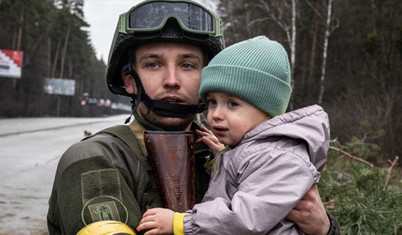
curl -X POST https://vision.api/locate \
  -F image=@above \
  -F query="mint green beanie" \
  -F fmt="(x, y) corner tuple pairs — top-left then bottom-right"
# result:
(199, 35), (292, 117)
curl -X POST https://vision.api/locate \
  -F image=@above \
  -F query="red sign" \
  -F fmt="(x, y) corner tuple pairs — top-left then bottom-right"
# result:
(0, 49), (23, 78)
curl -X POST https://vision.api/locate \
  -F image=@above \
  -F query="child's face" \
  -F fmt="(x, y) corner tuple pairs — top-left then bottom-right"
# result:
(206, 91), (270, 147)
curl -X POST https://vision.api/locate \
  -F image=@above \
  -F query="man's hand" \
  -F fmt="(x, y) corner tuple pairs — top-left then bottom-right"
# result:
(286, 184), (330, 235)
(137, 208), (174, 235)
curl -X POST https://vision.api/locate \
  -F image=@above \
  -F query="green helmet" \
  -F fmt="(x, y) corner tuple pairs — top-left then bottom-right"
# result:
(106, 0), (225, 97)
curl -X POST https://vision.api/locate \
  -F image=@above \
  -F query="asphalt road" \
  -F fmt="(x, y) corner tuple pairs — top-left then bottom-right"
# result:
(0, 115), (127, 234)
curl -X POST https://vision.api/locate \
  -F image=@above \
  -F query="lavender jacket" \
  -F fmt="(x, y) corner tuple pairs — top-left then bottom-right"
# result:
(184, 105), (330, 234)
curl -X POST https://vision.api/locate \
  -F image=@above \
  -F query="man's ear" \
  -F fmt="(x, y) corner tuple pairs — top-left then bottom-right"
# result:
(121, 68), (136, 94)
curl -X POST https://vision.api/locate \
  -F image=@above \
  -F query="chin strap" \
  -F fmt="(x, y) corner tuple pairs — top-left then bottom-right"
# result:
(123, 63), (206, 118)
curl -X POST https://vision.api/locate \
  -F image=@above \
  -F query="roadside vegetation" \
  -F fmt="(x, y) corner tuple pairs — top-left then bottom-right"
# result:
(321, 138), (401, 234)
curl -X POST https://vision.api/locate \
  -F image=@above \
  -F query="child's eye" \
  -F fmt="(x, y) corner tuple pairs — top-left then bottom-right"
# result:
(207, 99), (217, 106)
(228, 101), (239, 107)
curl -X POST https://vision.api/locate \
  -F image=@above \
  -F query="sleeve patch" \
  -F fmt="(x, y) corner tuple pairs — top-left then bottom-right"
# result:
(81, 169), (128, 225)
(81, 195), (128, 225)
(81, 169), (123, 204)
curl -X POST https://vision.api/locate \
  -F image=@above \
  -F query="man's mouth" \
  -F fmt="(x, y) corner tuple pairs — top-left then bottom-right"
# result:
(161, 95), (185, 104)
(163, 98), (181, 103)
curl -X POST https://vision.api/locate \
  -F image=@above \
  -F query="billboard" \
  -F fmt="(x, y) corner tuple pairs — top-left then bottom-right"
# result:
(0, 49), (23, 78)
(44, 78), (76, 96)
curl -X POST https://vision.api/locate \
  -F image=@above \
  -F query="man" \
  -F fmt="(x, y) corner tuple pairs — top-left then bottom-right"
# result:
(47, 0), (339, 234)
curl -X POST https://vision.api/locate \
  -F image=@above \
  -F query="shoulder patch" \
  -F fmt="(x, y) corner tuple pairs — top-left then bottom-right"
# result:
(81, 195), (128, 225)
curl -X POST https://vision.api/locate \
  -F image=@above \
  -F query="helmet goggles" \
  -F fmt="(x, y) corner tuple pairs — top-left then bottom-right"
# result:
(118, 0), (223, 40)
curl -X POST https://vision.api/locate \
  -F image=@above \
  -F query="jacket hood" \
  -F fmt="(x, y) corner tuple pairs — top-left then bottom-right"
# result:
(241, 104), (330, 171)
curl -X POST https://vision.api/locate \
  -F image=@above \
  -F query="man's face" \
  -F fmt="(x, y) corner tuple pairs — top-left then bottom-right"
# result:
(123, 41), (205, 131)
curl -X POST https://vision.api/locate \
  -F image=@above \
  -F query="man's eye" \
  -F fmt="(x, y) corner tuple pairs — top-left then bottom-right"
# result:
(148, 63), (158, 68)
(182, 63), (193, 69)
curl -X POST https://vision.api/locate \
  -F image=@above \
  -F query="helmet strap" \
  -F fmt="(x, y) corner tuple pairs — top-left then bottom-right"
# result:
(123, 63), (205, 118)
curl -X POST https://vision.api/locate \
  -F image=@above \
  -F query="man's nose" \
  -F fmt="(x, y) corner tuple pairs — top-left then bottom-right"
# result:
(163, 66), (180, 89)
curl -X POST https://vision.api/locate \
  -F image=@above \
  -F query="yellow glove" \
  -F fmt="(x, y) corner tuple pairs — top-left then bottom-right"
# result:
(77, 220), (136, 235)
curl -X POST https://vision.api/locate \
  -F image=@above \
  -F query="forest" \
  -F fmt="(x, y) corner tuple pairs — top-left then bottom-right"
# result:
(0, 0), (130, 118)
(0, 0), (401, 233)
(217, 0), (402, 164)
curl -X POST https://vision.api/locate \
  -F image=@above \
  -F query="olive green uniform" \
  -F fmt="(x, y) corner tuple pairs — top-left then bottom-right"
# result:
(47, 114), (211, 235)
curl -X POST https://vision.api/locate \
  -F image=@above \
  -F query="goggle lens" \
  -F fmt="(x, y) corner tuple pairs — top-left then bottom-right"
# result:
(126, 1), (215, 33)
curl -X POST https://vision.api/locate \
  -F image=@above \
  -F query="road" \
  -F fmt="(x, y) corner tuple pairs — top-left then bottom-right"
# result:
(0, 115), (129, 234)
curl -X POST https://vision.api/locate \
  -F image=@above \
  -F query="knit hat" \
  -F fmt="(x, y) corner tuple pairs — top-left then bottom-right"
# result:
(199, 35), (292, 117)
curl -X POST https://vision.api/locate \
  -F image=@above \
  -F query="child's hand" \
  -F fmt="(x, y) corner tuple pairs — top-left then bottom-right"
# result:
(195, 127), (225, 156)
(137, 208), (174, 235)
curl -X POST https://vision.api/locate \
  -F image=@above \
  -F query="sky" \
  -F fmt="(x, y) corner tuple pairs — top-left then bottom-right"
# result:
(83, 0), (142, 62)
(83, 0), (218, 62)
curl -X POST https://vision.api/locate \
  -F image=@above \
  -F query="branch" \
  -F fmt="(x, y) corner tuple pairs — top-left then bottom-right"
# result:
(384, 156), (399, 190)
(330, 18), (340, 34)
(247, 17), (271, 28)
(303, 0), (323, 20)
(329, 146), (374, 167)
(323, 199), (335, 209)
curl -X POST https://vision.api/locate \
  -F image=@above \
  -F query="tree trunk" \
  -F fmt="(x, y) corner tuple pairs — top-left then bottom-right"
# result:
(47, 37), (51, 77)
(68, 56), (73, 78)
(308, 0), (321, 100)
(17, 8), (23, 51)
(318, 0), (333, 105)
(51, 38), (62, 78)
(59, 24), (71, 78)
(12, 7), (24, 89)
(289, 0), (297, 110)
